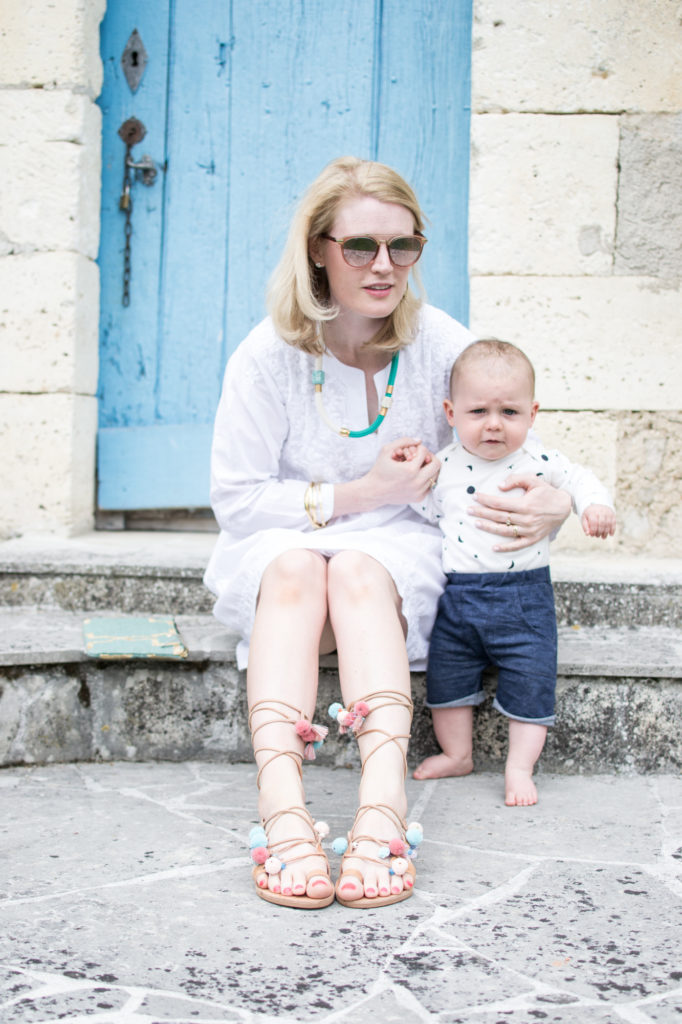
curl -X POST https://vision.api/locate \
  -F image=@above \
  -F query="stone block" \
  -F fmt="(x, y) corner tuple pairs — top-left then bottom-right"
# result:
(614, 412), (682, 557)
(469, 276), (682, 411)
(0, 393), (97, 538)
(616, 114), (682, 277)
(472, 0), (682, 113)
(533, 411), (618, 553)
(470, 114), (618, 276)
(0, 90), (100, 146)
(0, 252), (99, 393)
(0, 0), (105, 95)
(0, 140), (100, 257)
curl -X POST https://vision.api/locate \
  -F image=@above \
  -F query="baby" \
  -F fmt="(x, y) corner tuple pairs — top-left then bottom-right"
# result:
(404, 339), (615, 806)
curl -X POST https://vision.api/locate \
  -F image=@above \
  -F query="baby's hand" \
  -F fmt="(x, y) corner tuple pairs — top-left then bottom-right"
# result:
(581, 504), (616, 539)
(393, 443), (427, 463)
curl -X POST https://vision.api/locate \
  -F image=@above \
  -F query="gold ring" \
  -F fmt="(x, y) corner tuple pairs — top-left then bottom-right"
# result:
(513, 526), (519, 538)
(506, 517), (512, 527)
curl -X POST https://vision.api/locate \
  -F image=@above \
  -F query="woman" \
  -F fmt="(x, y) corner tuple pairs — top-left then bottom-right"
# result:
(205, 157), (570, 909)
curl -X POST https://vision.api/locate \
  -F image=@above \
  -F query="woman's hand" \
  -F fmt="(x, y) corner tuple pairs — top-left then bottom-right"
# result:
(334, 437), (439, 517)
(468, 474), (572, 552)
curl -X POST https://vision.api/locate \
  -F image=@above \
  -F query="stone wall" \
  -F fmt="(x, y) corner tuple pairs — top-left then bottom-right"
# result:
(1, 0), (680, 555)
(0, 0), (104, 537)
(469, 1), (682, 556)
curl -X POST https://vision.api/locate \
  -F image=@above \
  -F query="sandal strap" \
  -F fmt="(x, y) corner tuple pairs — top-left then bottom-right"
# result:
(254, 806), (331, 875)
(331, 689), (413, 778)
(249, 698), (326, 788)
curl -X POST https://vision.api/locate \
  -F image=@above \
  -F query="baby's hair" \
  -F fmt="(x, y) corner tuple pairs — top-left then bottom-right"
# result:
(450, 338), (536, 396)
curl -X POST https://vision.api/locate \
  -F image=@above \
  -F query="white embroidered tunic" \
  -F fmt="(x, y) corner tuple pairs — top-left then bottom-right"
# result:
(204, 305), (473, 669)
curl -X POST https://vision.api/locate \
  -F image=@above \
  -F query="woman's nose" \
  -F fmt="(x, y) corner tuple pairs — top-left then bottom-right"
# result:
(371, 241), (393, 271)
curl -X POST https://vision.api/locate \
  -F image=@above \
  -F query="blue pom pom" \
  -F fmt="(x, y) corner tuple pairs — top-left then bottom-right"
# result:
(331, 837), (348, 855)
(328, 702), (343, 719)
(249, 826), (267, 848)
(405, 827), (423, 846)
(378, 846), (390, 859)
(313, 739), (324, 751)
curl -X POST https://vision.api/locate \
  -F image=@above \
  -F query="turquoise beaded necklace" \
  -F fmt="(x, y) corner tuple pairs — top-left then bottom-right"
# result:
(312, 351), (399, 438)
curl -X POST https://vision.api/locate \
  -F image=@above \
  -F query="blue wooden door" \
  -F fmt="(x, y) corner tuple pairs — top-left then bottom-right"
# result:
(97, 0), (472, 510)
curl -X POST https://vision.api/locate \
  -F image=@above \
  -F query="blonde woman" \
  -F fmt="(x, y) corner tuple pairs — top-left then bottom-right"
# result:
(204, 157), (570, 909)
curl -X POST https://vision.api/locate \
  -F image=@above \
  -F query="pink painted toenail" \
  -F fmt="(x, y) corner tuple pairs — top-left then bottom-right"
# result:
(392, 885), (401, 894)
(282, 887), (292, 895)
(380, 887), (389, 896)
(365, 888), (376, 897)
(272, 885), (281, 893)
(405, 877), (413, 888)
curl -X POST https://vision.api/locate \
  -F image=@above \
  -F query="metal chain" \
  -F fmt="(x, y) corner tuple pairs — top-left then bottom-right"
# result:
(121, 145), (133, 307)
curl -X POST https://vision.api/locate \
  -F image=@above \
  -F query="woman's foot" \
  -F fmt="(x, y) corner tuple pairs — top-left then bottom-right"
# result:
(335, 804), (415, 905)
(504, 765), (538, 806)
(255, 803), (334, 902)
(413, 752), (473, 780)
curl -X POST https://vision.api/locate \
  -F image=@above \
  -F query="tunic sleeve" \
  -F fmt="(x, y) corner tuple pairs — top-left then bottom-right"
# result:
(209, 333), (325, 534)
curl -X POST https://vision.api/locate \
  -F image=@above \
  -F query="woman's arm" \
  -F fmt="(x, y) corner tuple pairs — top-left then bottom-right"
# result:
(468, 475), (572, 552)
(210, 336), (439, 532)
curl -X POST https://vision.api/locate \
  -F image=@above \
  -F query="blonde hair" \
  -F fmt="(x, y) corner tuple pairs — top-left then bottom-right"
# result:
(450, 338), (536, 395)
(267, 156), (426, 355)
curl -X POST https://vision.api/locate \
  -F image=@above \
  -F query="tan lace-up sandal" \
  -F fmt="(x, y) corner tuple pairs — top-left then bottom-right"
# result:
(248, 698), (334, 909)
(328, 690), (424, 909)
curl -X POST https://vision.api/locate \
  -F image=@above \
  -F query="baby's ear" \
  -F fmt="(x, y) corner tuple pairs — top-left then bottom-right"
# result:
(443, 398), (456, 427)
(529, 400), (540, 426)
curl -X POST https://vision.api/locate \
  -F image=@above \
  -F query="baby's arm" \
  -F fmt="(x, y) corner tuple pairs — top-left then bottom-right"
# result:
(581, 504), (616, 539)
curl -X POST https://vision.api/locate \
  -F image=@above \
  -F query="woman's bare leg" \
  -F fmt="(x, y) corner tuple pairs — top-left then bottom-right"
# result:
(413, 706), (474, 779)
(247, 549), (334, 900)
(327, 551), (413, 901)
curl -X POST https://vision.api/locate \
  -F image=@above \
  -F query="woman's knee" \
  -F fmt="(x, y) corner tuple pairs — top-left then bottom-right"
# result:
(328, 550), (397, 605)
(260, 549), (327, 606)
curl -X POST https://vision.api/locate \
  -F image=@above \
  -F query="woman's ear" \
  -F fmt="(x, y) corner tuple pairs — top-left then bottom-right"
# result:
(309, 238), (324, 268)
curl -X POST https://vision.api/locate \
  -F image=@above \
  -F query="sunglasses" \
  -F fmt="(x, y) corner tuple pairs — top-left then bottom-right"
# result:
(321, 233), (427, 268)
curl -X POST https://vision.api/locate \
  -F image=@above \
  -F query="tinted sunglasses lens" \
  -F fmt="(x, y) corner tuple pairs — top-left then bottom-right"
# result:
(388, 237), (423, 266)
(341, 237), (378, 266)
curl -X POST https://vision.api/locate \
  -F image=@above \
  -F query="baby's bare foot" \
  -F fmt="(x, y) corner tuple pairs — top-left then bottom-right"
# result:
(505, 766), (538, 806)
(413, 752), (473, 780)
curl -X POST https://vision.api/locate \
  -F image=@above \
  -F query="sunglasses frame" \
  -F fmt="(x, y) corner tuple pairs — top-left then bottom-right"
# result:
(321, 233), (427, 268)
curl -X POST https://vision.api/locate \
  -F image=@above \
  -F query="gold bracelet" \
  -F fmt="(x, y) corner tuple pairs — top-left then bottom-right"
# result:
(304, 482), (329, 529)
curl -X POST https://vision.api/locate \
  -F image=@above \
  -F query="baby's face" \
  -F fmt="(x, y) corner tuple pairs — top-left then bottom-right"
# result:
(445, 360), (539, 461)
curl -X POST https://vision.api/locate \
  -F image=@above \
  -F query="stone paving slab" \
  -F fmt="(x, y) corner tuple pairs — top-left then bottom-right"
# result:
(1, 763), (681, 1023)
(1, 607), (681, 678)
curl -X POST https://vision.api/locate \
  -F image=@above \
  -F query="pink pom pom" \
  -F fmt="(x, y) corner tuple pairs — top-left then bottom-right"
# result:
(295, 720), (316, 742)
(354, 701), (370, 717)
(389, 838), (407, 857)
(251, 846), (268, 864)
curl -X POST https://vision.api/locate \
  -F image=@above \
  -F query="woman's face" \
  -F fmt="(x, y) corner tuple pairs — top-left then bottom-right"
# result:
(312, 195), (415, 327)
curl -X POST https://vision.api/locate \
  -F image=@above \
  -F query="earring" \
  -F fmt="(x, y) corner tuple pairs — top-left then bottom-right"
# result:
(314, 262), (324, 269)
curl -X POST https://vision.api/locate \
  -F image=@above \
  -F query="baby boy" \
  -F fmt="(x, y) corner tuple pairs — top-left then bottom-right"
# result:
(406, 339), (615, 806)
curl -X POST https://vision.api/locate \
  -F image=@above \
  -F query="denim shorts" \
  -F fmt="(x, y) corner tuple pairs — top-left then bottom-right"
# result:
(426, 567), (557, 726)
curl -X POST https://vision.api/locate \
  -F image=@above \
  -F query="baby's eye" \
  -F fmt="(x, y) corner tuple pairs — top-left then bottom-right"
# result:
(470, 408), (486, 415)
(502, 408), (518, 416)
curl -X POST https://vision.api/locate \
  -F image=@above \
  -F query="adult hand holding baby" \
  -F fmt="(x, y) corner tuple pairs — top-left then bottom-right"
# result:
(469, 474), (572, 552)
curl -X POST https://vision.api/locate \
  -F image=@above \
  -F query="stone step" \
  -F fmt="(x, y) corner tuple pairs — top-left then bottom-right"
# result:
(1, 607), (680, 773)
(1, 534), (681, 627)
